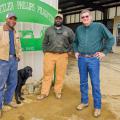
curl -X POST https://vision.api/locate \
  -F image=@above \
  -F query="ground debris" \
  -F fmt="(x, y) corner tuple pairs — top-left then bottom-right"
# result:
(31, 117), (44, 120)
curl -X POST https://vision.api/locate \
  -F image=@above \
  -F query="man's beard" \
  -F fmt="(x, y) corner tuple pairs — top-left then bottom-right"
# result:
(54, 22), (63, 27)
(6, 22), (15, 30)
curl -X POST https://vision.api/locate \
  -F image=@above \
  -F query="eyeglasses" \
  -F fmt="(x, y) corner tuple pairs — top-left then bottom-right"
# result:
(81, 15), (89, 19)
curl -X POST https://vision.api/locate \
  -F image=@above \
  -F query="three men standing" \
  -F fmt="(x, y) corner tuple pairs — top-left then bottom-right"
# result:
(0, 12), (22, 117)
(0, 10), (115, 118)
(73, 9), (115, 117)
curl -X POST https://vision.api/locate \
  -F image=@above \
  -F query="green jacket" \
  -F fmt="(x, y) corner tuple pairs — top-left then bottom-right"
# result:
(73, 22), (115, 55)
(42, 25), (75, 53)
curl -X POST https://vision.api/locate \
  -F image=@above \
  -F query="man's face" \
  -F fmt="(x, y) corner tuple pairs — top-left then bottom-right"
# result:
(6, 17), (17, 28)
(81, 12), (92, 26)
(54, 17), (63, 27)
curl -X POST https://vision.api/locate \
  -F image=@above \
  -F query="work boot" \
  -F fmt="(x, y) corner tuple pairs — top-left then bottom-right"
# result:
(37, 94), (48, 100)
(94, 109), (101, 117)
(4, 102), (18, 108)
(76, 103), (88, 110)
(55, 93), (62, 99)
(0, 110), (3, 119)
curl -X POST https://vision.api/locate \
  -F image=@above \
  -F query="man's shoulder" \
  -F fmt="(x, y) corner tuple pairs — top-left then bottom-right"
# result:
(92, 22), (104, 27)
(62, 25), (73, 31)
(46, 26), (54, 31)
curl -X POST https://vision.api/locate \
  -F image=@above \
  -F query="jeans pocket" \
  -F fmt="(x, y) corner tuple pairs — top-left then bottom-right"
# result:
(93, 57), (100, 61)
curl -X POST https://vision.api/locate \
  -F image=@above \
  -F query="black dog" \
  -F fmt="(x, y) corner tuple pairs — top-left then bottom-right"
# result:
(15, 66), (32, 104)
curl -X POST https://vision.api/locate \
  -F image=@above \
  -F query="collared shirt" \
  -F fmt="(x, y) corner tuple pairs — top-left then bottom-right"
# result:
(42, 25), (75, 53)
(9, 30), (15, 55)
(73, 22), (115, 55)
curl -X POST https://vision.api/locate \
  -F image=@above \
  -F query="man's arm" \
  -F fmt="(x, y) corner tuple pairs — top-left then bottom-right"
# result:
(42, 29), (49, 53)
(73, 28), (79, 59)
(0, 26), (3, 40)
(101, 23), (115, 55)
(68, 29), (75, 52)
(95, 23), (115, 60)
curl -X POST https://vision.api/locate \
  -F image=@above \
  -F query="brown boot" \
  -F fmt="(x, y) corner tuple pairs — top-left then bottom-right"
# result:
(0, 110), (3, 119)
(37, 94), (48, 100)
(55, 93), (62, 99)
(94, 109), (101, 117)
(4, 102), (18, 108)
(76, 103), (88, 110)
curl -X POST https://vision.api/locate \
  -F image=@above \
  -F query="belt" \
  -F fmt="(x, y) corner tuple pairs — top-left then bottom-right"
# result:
(48, 52), (66, 54)
(79, 54), (95, 58)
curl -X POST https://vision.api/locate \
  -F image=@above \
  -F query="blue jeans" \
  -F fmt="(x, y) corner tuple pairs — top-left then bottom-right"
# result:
(78, 56), (101, 109)
(0, 56), (18, 109)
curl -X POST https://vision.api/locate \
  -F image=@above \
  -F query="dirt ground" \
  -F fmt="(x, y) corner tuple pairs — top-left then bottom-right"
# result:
(1, 53), (120, 120)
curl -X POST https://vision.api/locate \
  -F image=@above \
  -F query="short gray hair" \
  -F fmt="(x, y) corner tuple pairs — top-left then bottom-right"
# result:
(80, 9), (91, 16)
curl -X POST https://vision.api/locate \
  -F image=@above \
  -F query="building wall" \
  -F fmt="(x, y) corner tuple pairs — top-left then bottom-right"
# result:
(65, 6), (120, 28)
(0, 0), (58, 81)
(65, 6), (120, 46)
(19, 0), (58, 81)
(41, 0), (58, 9)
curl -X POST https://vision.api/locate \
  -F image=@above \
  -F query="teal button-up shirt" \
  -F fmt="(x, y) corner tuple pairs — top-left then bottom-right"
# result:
(73, 22), (115, 55)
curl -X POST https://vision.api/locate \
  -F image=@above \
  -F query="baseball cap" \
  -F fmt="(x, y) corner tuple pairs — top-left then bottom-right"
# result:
(6, 12), (17, 19)
(55, 14), (63, 19)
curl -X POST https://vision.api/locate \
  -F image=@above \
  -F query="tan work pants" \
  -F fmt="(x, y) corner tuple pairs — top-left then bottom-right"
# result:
(41, 52), (68, 96)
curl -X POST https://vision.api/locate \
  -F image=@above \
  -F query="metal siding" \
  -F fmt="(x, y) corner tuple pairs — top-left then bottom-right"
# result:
(18, 0), (58, 81)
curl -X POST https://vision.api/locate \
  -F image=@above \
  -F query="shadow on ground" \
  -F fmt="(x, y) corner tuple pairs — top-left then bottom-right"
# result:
(1, 85), (116, 120)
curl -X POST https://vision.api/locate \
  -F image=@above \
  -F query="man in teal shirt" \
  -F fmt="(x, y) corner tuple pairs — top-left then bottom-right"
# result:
(73, 9), (114, 117)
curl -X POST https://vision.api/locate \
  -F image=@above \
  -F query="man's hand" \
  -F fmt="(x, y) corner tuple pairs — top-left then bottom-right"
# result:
(68, 52), (73, 56)
(75, 52), (79, 60)
(16, 57), (20, 61)
(94, 52), (105, 60)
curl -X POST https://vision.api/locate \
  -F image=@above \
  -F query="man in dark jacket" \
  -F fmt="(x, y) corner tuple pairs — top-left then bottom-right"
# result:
(37, 14), (74, 100)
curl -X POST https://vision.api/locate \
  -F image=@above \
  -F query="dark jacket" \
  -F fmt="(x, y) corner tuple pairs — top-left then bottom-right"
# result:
(42, 25), (75, 53)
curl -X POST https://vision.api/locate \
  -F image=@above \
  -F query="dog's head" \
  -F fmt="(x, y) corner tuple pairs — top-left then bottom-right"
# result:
(24, 66), (32, 77)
